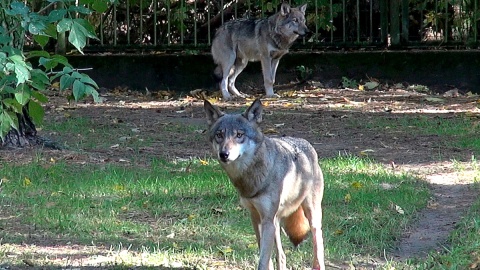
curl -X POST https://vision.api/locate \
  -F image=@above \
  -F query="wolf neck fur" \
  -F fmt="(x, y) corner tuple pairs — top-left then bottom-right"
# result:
(221, 140), (270, 198)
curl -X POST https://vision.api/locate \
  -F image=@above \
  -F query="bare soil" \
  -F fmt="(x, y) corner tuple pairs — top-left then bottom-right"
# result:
(1, 85), (479, 269)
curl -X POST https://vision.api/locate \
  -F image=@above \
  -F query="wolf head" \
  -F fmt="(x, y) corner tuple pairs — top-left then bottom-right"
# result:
(277, 3), (310, 38)
(204, 99), (265, 164)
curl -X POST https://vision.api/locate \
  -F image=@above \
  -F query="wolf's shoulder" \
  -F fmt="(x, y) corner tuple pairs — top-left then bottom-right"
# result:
(268, 136), (316, 155)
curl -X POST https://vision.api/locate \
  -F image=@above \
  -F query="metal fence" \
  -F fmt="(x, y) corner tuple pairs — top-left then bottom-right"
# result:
(85, 0), (480, 50)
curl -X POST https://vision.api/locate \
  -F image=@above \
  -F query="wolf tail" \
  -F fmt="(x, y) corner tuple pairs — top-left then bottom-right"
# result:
(212, 65), (223, 83)
(283, 207), (310, 246)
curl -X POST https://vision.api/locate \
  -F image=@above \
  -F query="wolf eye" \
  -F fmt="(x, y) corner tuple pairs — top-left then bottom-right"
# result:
(216, 132), (224, 139)
(236, 132), (244, 138)
(292, 18), (298, 23)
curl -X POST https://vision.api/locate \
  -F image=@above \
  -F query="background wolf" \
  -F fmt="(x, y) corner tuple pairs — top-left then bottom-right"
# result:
(204, 99), (325, 270)
(211, 3), (309, 100)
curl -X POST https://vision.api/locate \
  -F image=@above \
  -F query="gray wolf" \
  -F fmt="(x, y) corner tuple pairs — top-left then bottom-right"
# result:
(211, 3), (309, 100)
(204, 99), (325, 270)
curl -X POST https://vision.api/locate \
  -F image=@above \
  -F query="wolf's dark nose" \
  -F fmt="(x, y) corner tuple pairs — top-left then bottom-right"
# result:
(219, 151), (229, 161)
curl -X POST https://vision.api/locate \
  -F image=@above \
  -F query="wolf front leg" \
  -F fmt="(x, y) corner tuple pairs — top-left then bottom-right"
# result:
(260, 58), (276, 97)
(274, 218), (287, 270)
(258, 218), (276, 270)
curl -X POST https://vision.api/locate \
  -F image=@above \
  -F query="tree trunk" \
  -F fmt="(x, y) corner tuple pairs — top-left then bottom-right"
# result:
(1, 106), (39, 148)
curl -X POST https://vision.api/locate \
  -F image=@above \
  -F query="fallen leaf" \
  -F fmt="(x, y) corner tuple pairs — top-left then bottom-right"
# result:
(344, 193), (351, 203)
(263, 128), (279, 134)
(425, 97), (444, 103)
(359, 149), (375, 156)
(364, 81), (379, 90)
(351, 181), (363, 189)
(23, 177), (32, 187)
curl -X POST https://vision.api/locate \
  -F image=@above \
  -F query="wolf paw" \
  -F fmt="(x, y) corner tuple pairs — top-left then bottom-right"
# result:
(264, 93), (280, 99)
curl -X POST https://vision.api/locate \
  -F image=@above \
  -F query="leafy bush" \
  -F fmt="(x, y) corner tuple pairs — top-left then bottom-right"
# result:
(0, 0), (103, 144)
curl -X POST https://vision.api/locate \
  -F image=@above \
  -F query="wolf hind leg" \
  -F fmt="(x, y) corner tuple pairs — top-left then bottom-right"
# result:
(218, 55), (237, 100)
(302, 198), (325, 270)
(227, 58), (249, 98)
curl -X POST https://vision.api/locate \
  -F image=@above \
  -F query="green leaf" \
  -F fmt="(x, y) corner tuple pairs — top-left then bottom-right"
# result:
(14, 85), (31, 106)
(0, 113), (12, 139)
(57, 18), (72, 33)
(33, 35), (50, 48)
(28, 20), (46, 35)
(31, 90), (49, 103)
(28, 100), (45, 126)
(5, 2), (29, 16)
(31, 70), (50, 91)
(85, 84), (100, 102)
(92, 0), (109, 13)
(9, 55), (31, 85)
(39, 57), (57, 70)
(52, 55), (71, 67)
(68, 22), (87, 53)
(2, 111), (19, 130)
(43, 23), (58, 38)
(27, 50), (51, 59)
(72, 79), (86, 100)
(1, 98), (23, 114)
(60, 74), (75, 90)
(80, 74), (98, 88)
(47, 9), (67, 22)
(68, 5), (92, 15)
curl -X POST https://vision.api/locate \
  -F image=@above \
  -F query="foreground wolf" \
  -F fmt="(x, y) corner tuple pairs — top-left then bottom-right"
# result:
(204, 99), (325, 270)
(211, 3), (309, 100)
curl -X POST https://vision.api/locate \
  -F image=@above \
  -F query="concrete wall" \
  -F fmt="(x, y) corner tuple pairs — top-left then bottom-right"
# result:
(68, 51), (480, 94)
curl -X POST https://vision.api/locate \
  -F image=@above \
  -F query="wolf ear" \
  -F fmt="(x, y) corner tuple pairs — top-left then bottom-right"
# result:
(298, 3), (307, 14)
(243, 99), (263, 124)
(204, 100), (224, 126)
(280, 2), (291, 16)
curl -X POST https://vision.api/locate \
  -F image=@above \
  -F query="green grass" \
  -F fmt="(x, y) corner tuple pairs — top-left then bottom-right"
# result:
(0, 155), (430, 269)
(351, 114), (480, 153)
(2, 111), (479, 269)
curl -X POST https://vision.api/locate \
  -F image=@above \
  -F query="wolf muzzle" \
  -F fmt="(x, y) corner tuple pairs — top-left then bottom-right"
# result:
(295, 27), (311, 37)
(219, 151), (230, 163)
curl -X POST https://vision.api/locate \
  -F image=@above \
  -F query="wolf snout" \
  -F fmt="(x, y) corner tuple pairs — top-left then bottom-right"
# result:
(295, 27), (311, 37)
(219, 151), (230, 162)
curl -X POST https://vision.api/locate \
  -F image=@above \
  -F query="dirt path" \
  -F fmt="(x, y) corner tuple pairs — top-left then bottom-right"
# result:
(392, 165), (478, 260)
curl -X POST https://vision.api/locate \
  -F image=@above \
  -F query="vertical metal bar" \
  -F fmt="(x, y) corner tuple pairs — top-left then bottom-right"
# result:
(194, 0), (197, 46)
(315, 0), (318, 43)
(370, 0), (373, 42)
(181, 0), (184, 44)
(402, 0), (409, 43)
(444, 0), (448, 43)
(235, 0), (238, 18)
(140, 0), (143, 44)
(127, 0), (130, 45)
(113, 3), (117, 45)
(330, 0), (333, 43)
(154, 0), (157, 45)
(167, 0), (171, 45)
(208, 0), (211, 45)
(435, 0), (438, 39)
(261, 1), (264, 17)
(356, 0), (360, 43)
(100, 7), (104, 45)
(221, 0), (224, 24)
(475, 0), (478, 42)
(343, 0), (346, 43)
